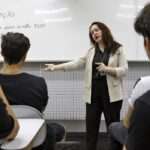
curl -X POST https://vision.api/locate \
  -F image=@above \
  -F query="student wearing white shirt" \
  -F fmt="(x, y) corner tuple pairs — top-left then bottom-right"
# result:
(109, 3), (150, 150)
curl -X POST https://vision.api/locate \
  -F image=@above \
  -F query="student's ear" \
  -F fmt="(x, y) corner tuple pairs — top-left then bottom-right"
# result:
(144, 37), (150, 59)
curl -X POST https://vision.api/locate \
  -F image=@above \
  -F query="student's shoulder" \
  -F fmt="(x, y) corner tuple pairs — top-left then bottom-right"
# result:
(23, 73), (46, 82)
(128, 76), (150, 107)
(141, 76), (150, 82)
(133, 76), (150, 95)
(137, 76), (150, 86)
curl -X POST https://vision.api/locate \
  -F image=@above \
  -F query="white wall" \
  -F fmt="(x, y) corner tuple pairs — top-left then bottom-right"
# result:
(0, 0), (149, 61)
(14, 61), (150, 131)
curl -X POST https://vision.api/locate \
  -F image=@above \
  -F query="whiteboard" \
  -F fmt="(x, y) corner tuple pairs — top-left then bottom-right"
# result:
(0, 0), (147, 61)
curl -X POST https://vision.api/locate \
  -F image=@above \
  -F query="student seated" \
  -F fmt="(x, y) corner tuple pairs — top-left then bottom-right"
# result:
(109, 3), (150, 150)
(0, 32), (65, 150)
(0, 86), (19, 143)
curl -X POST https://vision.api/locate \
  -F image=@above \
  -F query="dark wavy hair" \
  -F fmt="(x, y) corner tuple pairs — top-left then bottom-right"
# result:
(1, 32), (30, 65)
(89, 22), (121, 54)
(134, 3), (150, 38)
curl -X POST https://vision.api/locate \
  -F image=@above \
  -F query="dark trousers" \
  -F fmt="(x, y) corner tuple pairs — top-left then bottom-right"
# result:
(109, 101), (150, 150)
(33, 122), (65, 150)
(127, 101), (150, 150)
(86, 101), (122, 150)
(85, 78), (122, 150)
(109, 122), (128, 150)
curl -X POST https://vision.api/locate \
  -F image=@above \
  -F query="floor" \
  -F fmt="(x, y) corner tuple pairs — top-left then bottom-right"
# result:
(56, 132), (110, 150)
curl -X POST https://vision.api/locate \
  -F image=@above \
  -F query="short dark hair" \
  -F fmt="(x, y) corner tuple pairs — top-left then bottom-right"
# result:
(134, 3), (150, 38)
(1, 32), (30, 64)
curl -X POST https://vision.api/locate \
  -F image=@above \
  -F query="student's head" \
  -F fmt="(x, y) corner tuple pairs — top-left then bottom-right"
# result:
(134, 3), (150, 58)
(1, 32), (30, 65)
(89, 21), (114, 48)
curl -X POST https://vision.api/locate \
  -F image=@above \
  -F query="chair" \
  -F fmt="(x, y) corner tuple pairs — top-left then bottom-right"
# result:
(0, 105), (47, 150)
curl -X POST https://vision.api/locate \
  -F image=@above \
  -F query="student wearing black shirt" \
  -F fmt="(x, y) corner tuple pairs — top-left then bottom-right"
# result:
(0, 33), (48, 112)
(0, 73), (48, 113)
(0, 32), (65, 150)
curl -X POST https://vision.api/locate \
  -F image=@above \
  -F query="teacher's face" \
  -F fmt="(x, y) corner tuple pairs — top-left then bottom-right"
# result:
(90, 24), (103, 44)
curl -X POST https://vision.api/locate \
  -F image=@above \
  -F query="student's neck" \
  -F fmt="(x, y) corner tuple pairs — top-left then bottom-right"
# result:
(0, 63), (23, 75)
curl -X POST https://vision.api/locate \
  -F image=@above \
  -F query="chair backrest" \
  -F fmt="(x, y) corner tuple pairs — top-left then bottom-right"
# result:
(11, 105), (43, 118)
(11, 105), (46, 148)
